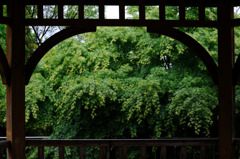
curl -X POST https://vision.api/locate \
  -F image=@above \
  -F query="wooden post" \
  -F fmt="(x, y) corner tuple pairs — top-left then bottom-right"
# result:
(140, 147), (146, 159)
(218, 0), (235, 159)
(6, 0), (26, 159)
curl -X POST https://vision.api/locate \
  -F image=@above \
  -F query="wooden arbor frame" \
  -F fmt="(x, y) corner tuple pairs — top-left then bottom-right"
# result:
(0, 0), (238, 158)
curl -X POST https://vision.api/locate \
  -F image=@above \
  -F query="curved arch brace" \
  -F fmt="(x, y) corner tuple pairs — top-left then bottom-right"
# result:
(25, 27), (96, 84)
(0, 45), (11, 85)
(147, 27), (218, 85)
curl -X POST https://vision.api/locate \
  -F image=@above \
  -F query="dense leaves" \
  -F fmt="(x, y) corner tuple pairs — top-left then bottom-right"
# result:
(25, 26), (218, 140)
(22, 26), (220, 158)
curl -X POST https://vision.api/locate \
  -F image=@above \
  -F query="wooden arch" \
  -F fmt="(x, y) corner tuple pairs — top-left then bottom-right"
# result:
(148, 27), (218, 84)
(0, 45), (10, 85)
(25, 27), (96, 84)
(25, 26), (218, 85)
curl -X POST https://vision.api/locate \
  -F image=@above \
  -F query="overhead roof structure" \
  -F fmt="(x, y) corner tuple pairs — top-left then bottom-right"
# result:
(0, 0), (238, 158)
(1, 0), (240, 6)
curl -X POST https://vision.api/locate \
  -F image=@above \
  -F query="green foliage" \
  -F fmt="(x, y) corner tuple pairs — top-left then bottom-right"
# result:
(25, 25), (218, 138)
(84, 5), (99, 19)
(24, 26), (219, 158)
(169, 76), (217, 136)
(0, 83), (6, 136)
(0, 25), (6, 53)
(0, 24), (7, 136)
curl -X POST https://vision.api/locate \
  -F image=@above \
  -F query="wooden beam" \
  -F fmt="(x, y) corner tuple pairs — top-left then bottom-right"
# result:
(25, 138), (218, 147)
(24, 19), (218, 27)
(20, 0), (225, 7)
(6, 1), (26, 159)
(217, 0), (235, 159)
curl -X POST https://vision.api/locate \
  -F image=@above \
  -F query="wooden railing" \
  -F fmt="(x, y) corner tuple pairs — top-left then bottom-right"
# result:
(234, 138), (240, 158)
(26, 138), (218, 159)
(0, 140), (10, 159)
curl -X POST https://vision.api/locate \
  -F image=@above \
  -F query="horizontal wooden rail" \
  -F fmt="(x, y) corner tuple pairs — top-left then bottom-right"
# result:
(24, 19), (218, 27)
(26, 138), (218, 159)
(0, 17), (11, 24)
(0, 140), (11, 148)
(0, 0), (237, 7)
(0, 136), (49, 140)
(0, 140), (11, 159)
(233, 138), (240, 158)
(26, 138), (218, 147)
(233, 138), (240, 146)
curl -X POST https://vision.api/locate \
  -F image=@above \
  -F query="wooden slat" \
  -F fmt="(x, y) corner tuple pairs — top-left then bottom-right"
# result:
(140, 147), (146, 159)
(180, 146), (187, 159)
(179, 0), (185, 21)
(59, 146), (64, 159)
(0, 141), (11, 148)
(0, 148), (3, 159)
(79, 146), (85, 159)
(99, 146), (107, 159)
(78, 0), (84, 20)
(212, 146), (216, 159)
(159, 0), (165, 20)
(107, 146), (110, 159)
(119, 147), (128, 159)
(200, 146), (206, 159)
(38, 146), (44, 159)
(234, 138), (240, 146)
(160, 147), (167, 159)
(24, 19), (218, 27)
(139, 0), (145, 20)
(0, 4), (3, 18)
(199, 0), (205, 21)
(99, 0), (104, 19)
(119, 0), (125, 20)
(38, 1), (43, 19)
(58, 4), (63, 19)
